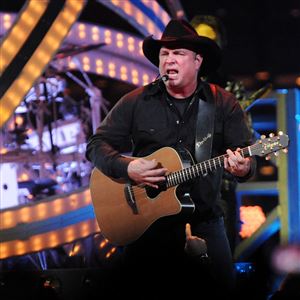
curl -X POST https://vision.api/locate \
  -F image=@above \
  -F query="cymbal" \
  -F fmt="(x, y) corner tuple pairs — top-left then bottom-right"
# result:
(53, 43), (106, 60)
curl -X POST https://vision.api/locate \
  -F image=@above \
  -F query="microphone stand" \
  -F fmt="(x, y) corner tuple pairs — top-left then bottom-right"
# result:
(42, 79), (57, 171)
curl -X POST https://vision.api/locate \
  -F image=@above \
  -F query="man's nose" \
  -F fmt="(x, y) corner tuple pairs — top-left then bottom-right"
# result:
(165, 54), (175, 63)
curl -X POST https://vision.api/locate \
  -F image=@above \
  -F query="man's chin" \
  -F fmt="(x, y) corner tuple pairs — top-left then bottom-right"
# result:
(167, 75), (178, 81)
(167, 78), (179, 86)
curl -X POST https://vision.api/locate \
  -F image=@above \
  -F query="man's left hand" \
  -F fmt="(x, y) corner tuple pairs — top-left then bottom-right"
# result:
(224, 148), (251, 177)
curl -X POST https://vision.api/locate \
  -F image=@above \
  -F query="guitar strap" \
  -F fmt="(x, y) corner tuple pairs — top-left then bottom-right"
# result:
(195, 83), (216, 163)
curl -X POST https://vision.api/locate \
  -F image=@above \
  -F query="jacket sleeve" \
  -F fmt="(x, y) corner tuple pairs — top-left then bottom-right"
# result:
(85, 94), (136, 180)
(220, 88), (257, 182)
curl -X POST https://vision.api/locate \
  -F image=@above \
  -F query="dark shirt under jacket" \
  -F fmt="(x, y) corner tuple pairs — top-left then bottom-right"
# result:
(86, 80), (255, 222)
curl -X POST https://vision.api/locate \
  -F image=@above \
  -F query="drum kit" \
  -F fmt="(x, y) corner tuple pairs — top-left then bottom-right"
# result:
(1, 43), (108, 208)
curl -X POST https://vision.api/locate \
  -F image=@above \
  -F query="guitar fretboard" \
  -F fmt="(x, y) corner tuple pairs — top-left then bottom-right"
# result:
(166, 146), (251, 188)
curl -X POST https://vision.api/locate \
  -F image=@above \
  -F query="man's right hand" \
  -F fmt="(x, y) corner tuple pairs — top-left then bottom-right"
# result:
(127, 158), (167, 188)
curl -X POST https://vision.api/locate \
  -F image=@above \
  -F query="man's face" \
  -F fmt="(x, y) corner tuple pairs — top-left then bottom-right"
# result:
(158, 47), (203, 90)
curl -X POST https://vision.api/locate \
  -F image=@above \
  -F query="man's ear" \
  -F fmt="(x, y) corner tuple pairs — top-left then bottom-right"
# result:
(195, 54), (203, 70)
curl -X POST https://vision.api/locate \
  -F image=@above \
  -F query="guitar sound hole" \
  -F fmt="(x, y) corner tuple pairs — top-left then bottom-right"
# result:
(145, 186), (160, 198)
(145, 181), (166, 199)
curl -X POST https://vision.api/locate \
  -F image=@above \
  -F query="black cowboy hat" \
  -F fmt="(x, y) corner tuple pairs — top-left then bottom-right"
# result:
(142, 19), (222, 76)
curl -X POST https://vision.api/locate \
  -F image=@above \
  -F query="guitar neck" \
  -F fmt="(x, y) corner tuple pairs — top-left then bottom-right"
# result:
(165, 146), (252, 188)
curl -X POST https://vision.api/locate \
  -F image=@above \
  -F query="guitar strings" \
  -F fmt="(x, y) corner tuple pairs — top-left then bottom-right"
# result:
(128, 139), (283, 195)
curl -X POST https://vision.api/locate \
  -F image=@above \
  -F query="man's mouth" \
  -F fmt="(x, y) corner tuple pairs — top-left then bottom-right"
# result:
(166, 69), (178, 79)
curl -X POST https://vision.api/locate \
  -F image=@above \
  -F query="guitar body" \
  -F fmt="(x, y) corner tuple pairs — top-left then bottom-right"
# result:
(89, 147), (194, 246)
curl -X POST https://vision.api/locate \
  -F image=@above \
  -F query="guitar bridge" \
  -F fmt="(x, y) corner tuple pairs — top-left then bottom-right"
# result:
(124, 183), (138, 214)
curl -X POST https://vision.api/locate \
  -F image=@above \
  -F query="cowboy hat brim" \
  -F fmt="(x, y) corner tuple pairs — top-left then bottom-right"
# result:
(142, 35), (222, 76)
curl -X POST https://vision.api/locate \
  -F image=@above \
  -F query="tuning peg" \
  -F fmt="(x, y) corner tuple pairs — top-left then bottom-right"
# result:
(260, 134), (266, 140)
(269, 133), (275, 138)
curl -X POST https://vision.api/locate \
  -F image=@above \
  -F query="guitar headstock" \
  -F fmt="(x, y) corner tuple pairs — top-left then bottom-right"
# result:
(251, 131), (289, 158)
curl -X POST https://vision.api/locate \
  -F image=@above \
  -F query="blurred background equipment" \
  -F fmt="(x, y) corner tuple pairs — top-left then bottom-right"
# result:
(0, 163), (19, 209)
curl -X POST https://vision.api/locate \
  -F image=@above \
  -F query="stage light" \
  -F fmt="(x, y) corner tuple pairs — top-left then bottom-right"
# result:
(239, 205), (266, 238)
(190, 15), (227, 49)
(255, 71), (270, 81)
(259, 165), (276, 176)
(40, 275), (62, 296)
(0, 0), (86, 128)
(235, 262), (255, 274)
(272, 244), (300, 274)
(0, 1), (48, 73)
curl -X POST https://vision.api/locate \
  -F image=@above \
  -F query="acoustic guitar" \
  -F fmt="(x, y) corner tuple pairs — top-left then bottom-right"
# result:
(89, 132), (289, 246)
